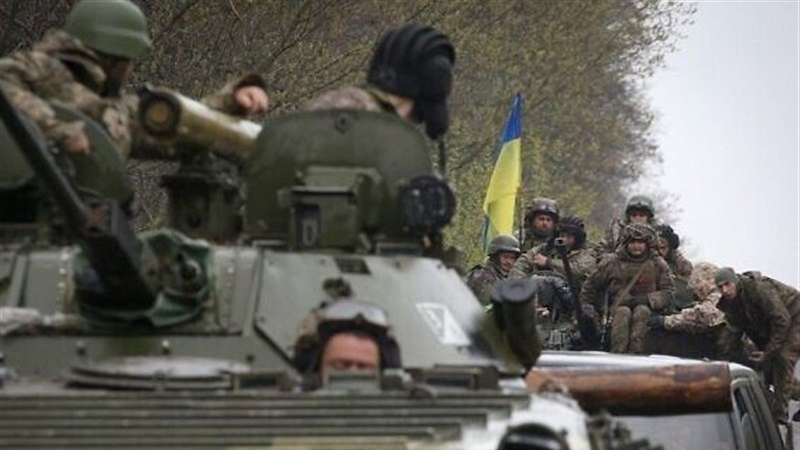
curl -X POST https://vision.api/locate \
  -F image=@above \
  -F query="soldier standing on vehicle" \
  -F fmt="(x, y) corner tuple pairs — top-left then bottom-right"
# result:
(304, 24), (455, 142)
(580, 223), (674, 354)
(714, 267), (800, 422)
(0, 0), (268, 160)
(598, 195), (658, 256)
(465, 235), (521, 306)
(517, 197), (559, 252)
(293, 300), (402, 388)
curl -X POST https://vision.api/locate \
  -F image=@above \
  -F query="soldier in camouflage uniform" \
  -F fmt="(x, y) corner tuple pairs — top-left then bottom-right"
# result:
(304, 24), (455, 142)
(511, 216), (596, 296)
(598, 195), (658, 257)
(654, 225), (693, 281)
(465, 235), (521, 306)
(580, 223), (674, 354)
(517, 198), (559, 252)
(647, 261), (725, 334)
(0, 0), (268, 161)
(714, 267), (800, 421)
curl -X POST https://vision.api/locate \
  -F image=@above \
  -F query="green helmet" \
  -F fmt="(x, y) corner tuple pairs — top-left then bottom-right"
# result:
(621, 223), (656, 246)
(64, 0), (152, 60)
(525, 197), (559, 221)
(625, 195), (655, 218)
(488, 234), (521, 256)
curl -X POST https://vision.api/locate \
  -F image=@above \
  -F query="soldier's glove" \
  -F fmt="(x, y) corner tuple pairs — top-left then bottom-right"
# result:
(646, 315), (666, 329)
(629, 294), (650, 307)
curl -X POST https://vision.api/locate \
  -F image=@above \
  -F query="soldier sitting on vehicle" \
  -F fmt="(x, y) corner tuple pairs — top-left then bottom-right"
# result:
(304, 24), (455, 142)
(465, 235), (521, 306)
(654, 224), (693, 282)
(714, 267), (800, 422)
(293, 300), (402, 388)
(580, 223), (675, 354)
(517, 197), (559, 252)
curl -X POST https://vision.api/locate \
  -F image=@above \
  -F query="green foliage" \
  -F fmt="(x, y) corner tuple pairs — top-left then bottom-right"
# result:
(0, 0), (694, 255)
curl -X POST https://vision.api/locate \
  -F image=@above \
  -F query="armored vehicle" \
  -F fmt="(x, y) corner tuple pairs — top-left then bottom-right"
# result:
(0, 88), (660, 449)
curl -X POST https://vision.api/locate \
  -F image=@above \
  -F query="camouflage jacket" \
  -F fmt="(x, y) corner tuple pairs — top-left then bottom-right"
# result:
(579, 248), (675, 313)
(517, 230), (550, 253)
(717, 271), (800, 358)
(0, 30), (265, 160)
(663, 262), (724, 333)
(665, 251), (693, 280)
(465, 258), (506, 306)
(303, 86), (396, 114)
(510, 243), (596, 295)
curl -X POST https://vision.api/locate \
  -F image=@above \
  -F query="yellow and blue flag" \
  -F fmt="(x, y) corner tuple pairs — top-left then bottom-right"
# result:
(482, 93), (522, 252)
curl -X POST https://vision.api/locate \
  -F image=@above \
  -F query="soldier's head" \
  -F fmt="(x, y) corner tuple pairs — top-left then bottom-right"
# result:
(524, 198), (559, 238)
(367, 24), (455, 140)
(624, 195), (655, 224)
(558, 216), (586, 250)
(654, 224), (680, 258)
(488, 234), (521, 272)
(293, 300), (401, 385)
(714, 267), (739, 301)
(621, 223), (655, 258)
(64, 0), (152, 94)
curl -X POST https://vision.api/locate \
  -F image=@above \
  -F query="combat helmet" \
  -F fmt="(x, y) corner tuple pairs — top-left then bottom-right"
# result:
(64, 0), (152, 59)
(558, 216), (586, 247)
(525, 197), (560, 222)
(621, 222), (656, 246)
(624, 195), (655, 219)
(655, 224), (680, 250)
(293, 300), (402, 377)
(367, 24), (455, 139)
(488, 234), (521, 257)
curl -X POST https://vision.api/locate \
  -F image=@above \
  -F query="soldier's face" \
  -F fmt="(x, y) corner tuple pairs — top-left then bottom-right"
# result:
(656, 238), (670, 258)
(532, 214), (555, 234)
(497, 251), (519, 272)
(558, 232), (576, 249)
(321, 332), (380, 382)
(717, 281), (737, 300)
(626, 239), (647, 256)
(627, 210), (650, 224)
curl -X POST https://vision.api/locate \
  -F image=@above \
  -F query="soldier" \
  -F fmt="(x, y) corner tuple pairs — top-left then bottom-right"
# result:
(511, 215), (596, 296)
(598, 195), (657, 256)
(304, 24), (455, 141)
(580, 223), (674, 354)
(654, 225), (693, 280)
(518, 197), (559, 252)
(647, 261), (725, 334)
(0, 0), (268, 161)
(714, 267), (800, 421)
(465, 235), (521, 306)
(293, 299), (402, 387)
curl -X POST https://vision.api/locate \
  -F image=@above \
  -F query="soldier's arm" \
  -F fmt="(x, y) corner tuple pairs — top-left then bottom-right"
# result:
(664, 302), (725, 334)
(756, 281), (791, 358)
(509, 252), (536, 280)
(647, 257), (676, 311)
(0, 52), (84, 147)
(201, 73), (267, 117)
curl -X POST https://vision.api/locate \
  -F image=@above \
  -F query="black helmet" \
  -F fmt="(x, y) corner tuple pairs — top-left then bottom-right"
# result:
(558, 216), (586, 248)
(655, 224), (680, 250)
(367, 24), (455, 140)
(488, 234), (521, 257)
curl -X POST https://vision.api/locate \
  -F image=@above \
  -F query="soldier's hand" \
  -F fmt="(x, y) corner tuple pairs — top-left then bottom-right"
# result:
(532, 253), (550, 268)
(234, 86), (269, 115)
(62, 129), (90, 155)
(646, 315), (665, 329)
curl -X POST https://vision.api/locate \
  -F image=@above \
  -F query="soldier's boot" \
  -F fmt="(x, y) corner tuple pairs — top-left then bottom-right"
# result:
(610, 306), (632, 353)
(629, 305), (652, 354)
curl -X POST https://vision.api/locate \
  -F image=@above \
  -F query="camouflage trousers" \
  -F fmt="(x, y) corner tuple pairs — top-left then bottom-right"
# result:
(764, 318), (800, 419)
(610, 305), (650, 354)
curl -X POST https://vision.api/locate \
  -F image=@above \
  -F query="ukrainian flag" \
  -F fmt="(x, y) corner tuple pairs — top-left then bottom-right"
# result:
(482, 93), (522, 252)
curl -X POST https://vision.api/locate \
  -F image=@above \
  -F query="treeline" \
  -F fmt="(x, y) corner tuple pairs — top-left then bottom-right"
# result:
(0, 0), (694, 264)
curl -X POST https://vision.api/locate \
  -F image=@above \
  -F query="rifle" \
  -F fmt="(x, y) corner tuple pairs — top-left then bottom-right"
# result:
(0, 88), (156, 311)
(553, 239), (582, 323)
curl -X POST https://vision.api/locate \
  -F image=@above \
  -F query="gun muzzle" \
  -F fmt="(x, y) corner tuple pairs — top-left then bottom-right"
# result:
(139, 87), (262, 156)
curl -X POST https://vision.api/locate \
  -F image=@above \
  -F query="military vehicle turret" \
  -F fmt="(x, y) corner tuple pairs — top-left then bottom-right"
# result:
(0, 87), (667, 449)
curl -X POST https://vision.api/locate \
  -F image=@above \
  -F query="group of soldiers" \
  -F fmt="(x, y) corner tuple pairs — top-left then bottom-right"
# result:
(2, 0), (797, 425)
(466, 195), (800, 421)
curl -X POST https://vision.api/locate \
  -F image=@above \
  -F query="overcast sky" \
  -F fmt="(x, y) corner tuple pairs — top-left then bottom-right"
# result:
(644, 1), (799, 288)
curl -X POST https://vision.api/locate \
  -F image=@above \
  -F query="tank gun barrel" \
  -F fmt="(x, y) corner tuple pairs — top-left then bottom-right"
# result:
(0, 87), (156, 310)
(139, 87), (262, 156)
